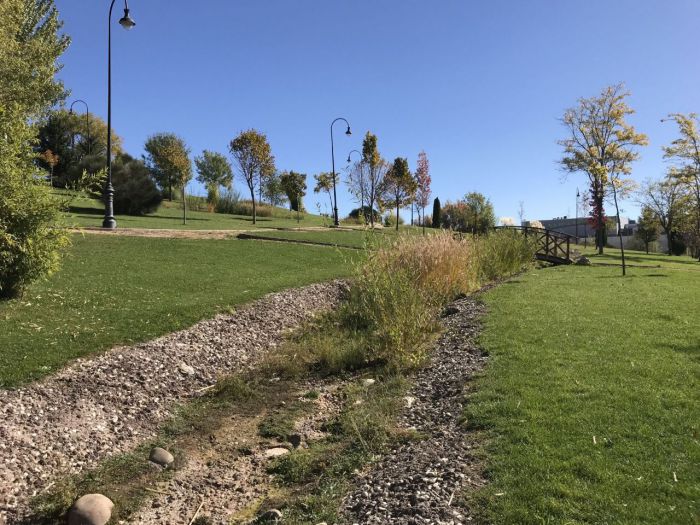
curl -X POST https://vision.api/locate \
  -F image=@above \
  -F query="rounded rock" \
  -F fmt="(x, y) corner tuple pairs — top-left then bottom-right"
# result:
(264, 447), (290, 458)
(149, 446), (174, 467)
(67, 494), (114, 525)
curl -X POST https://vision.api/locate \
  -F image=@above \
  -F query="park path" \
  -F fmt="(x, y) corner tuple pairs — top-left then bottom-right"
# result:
(69, 225), (336, 239)
(0, 280), (346, 523)
(344, 296), (489, 524)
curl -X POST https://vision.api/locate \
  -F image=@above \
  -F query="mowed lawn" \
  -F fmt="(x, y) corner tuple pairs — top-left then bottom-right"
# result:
(0, 235), (354, 387)
(58, 192), (329, 230)
(466, 253), (699, 524)
(241, 227), (429, 248)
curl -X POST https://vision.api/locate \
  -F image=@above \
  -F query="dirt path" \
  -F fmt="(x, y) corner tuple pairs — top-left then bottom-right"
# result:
(343, 297), (488, 524)
(0, 281), (346, 523)
(69, 226), (334, 240)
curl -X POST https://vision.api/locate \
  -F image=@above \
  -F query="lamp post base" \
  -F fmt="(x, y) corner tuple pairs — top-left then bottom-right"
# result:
(102, 217), (117, 229)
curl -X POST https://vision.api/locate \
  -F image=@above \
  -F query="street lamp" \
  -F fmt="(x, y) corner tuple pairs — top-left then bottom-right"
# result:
(69, 99), (91, 155)
(330, 117), (352, 226)
(103, 0), (136, 230)
(346, 149), (363, 219)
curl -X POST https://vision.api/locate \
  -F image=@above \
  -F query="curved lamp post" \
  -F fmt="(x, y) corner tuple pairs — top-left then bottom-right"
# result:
(103, 0), (136, 230)
(69, 99), (90, 155)
(330, 117), (351, 226)
(346, 149), (363, 219)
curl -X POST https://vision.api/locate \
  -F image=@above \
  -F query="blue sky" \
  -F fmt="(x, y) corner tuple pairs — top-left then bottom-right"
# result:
(54, 0), (699, 222)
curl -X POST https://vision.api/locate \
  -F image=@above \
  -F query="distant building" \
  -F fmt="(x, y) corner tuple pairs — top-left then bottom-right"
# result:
(535, 216), (631, 238)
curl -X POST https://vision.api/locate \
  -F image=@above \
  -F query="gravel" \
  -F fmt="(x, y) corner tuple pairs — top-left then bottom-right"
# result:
(0, 280), (346, 523)
(343, 296), (488, 525)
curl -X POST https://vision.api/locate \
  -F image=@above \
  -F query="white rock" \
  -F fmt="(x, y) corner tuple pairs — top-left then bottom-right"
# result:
(67, 493), (114, 525)
(264, 447), (290, 458)
(178, 363), (195, 376)
(149, 447), (174, 466)
(361, 378), (375, 387)
(404, 396), (417, 408)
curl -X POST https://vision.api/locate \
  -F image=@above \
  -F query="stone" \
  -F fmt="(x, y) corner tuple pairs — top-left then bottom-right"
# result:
(178, 362), (195, 375)
(264, 447), (290, 458)
(149, 447), (174, 467)
(67, 494), (114, 525)
(362, 378), (376, 387)
(404, 396), (417, 408)
(575, 256), (591, 266)
(441, 306), (460, 317)
(258, 508), (283, 522)
(287, 433), (302, 448)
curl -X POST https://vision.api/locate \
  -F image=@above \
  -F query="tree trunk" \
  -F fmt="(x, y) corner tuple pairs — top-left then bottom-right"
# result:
(250, 187), (257, 225)
(611, 184), (626, 276)
(645, 241), (649, 254)
(395, 198), (400, 231)
(169, 178), (173, 201)
(422, 206), (426, 235)
(182, 186), (187, 225)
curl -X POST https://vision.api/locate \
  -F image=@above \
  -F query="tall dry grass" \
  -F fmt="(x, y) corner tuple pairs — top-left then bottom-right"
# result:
(344, 230), (534, 368)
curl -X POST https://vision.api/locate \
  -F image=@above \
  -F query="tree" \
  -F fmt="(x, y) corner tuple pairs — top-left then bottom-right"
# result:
(639, 179), (686, 255)
(279, 171), (307, 212)
(36, 109), (123, 187)
(345, 162), (366, 216)
(194, 150), (233, 204)
(40, 149), (59, 186)
(0, 0), (70, 298)
(441, 193), (496, 234)
(559, 84), (648, 276)
(663, 113), (700, 259)
(414, 151), (431, 234)
(262, 171), (286, 207)
(144, 133), (192, 224)
(111, 154), (163, 215)
(362, 132), (390, 228)
(229, 129), (275, 225)
(517, 201), (525, 226)
(313, 172), (336, 216)
(380, 157), (416, 231)
(432, 197), (441, 228)
(635, 206), (659, 254)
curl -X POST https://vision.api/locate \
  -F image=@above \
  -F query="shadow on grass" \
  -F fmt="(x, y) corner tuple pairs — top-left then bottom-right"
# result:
(67, 206), (102, 215)
(663, 340), (700, 362)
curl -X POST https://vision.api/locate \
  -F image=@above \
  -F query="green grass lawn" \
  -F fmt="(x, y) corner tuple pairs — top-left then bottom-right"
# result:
(578, 244), (700, 271)
(240, 227), (430, 248)
(56, 191), (329, 230)
(0, 235), (354, 387)
(466, 254), (699, 523)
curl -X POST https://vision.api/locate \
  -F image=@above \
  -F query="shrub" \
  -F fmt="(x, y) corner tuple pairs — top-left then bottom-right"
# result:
(215, 188), (241, 214)
(111, 155), (163, 215)
(0, 173), (70, 299)
(476, 229), (536, 282)
(383, 213), (404, 228)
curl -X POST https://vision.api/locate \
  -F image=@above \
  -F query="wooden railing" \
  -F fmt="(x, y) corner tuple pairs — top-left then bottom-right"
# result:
(493, 226), (573, 265)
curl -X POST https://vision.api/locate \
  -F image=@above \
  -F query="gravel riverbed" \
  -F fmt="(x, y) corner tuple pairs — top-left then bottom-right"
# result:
(0, 280), (346, 523)
(343, 296), (488, 525)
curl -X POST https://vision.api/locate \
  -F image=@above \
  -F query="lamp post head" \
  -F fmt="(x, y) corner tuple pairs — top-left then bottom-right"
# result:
(69, 108), (73, 115)
(119, 8), (136, 29)
(345, 126), (352, 136)
(346, 155), (351, 163)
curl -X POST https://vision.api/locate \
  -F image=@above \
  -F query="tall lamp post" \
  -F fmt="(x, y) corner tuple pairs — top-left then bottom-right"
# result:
(330, 117), (352, 226)
(103, 0), (136, 229)
(69, 99), (90, 155)
(346, 149), (363, 220)
(575, 187), (580, 243)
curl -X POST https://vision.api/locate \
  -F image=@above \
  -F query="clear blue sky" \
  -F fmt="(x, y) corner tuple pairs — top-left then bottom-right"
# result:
(54, 0), (699, 222)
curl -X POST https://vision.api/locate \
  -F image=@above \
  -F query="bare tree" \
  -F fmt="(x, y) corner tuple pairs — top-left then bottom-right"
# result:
(517, 201), (525, 226)
(639, 179), (685, 255)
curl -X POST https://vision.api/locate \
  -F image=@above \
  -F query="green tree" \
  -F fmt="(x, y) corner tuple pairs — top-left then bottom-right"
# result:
(635, 207), (659, 254)
(194, 150), (233, 204)
(362, 132), (390, 228)
(559, 84), (648, 275)
(0, 0), (71, 298)
(111, 154), (163, 215)
(144, 133), (192, 224)
(36, 109), (123, 188)
(663, 113), (700, 259)
(441, 193), (496, 234)
(313, 172), (336, 216)
(261, 171), (286, 207)
(380, 157), (417, 231)
(229, 129), (275, 224)
(432, 197), (441, 228)
(640, 179), (686, 256)
(280, 171), (307, 212)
